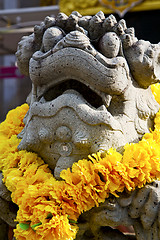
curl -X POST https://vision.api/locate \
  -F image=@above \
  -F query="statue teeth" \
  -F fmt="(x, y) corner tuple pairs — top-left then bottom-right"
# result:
(97, 105), (106, 111)
(102, 94), (112, 108)
(39, 96), (47, 103)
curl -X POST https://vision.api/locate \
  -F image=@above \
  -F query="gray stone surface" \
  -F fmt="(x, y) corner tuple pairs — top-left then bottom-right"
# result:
(1, 11), (160, 239)
(17, 13), (160, 180)
(0, 172), (16, 240)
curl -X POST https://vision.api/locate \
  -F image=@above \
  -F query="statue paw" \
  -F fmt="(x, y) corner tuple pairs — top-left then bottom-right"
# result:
(129, 181), (160, 230)
(0, 172), (17, 227)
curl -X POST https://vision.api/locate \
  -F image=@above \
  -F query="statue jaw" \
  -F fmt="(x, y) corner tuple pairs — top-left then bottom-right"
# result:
(18, 89), (126, 179)
(18, 38), (132, 178)
(30, 46), (130, 96)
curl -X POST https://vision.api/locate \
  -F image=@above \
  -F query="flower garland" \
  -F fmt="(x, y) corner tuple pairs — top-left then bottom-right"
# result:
(0, 84), (160, 240)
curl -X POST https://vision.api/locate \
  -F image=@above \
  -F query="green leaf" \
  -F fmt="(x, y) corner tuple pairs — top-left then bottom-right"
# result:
(19, 223), (30, 230)
(46, 213), (53, 219)
(69, 219), (78, 224)
(67, 215), (78, 224)
(31, 222), (42, 230)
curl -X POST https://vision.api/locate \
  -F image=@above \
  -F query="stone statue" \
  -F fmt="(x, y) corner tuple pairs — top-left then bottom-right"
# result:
(1, 11), (160, 239)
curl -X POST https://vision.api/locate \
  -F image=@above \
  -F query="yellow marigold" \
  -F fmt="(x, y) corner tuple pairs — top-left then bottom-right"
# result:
(0, 104), (29, 139)
(154, 111), (160, 130)
(151, 83), (160, 105)
(0, 135), (21, 171)
(0, 94), (160, 240)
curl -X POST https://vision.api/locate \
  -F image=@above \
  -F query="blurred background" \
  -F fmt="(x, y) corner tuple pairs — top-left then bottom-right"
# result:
(0, 0), (160, 122)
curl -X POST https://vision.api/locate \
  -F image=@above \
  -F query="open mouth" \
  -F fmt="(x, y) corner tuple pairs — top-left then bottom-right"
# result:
(39, 79), (105, 109)
(33, 79), (121, 131)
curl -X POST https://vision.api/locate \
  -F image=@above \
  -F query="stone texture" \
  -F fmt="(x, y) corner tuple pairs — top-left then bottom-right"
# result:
(1, 11), (160, 240)
(17, 13), (160, 180)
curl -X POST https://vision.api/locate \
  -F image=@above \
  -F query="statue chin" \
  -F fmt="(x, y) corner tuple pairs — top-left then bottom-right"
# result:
(16, 11), (160, 240)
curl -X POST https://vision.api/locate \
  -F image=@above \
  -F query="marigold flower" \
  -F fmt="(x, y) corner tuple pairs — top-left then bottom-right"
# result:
(0, 84), (160, 240)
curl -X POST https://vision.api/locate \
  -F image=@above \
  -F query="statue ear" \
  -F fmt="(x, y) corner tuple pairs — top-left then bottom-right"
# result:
(122, 40), (160, 88)
(16, 33), (35, 76)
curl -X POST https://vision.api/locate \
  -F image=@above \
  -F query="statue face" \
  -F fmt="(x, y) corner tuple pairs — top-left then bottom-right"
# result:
(17, 13), (159, 179)
(15, 12), (160, 240)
